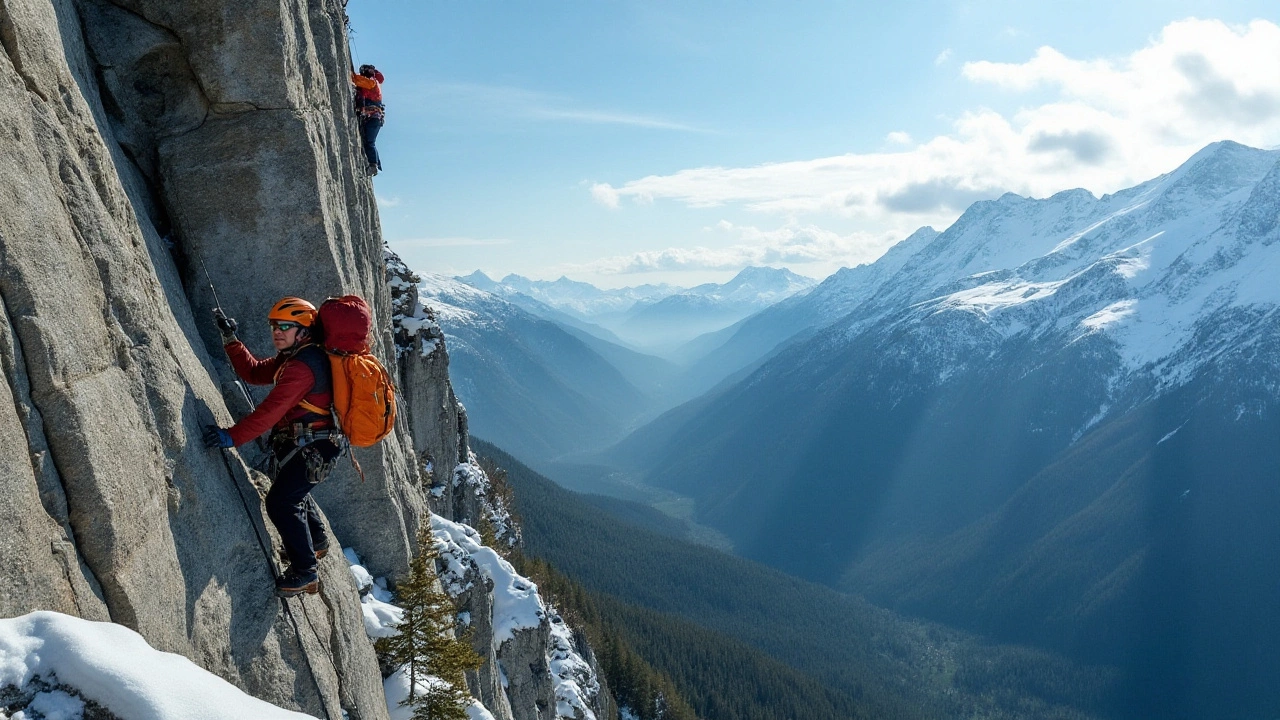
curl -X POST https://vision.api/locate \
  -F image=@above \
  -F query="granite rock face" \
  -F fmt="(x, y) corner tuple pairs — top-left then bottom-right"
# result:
(73, 0), (427, 586)
(2, 1), (613, 718)
(500, 624), (556, 720)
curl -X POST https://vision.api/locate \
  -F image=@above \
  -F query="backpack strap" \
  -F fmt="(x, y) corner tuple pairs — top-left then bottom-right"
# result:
(298, 399), (330, 416)
(278, 344), (333, 424)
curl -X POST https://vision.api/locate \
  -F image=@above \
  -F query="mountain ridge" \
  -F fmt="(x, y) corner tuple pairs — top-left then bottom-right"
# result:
(608, 141), (1280, 718)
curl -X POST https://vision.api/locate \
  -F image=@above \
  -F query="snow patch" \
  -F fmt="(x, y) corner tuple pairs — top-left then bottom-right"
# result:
(547, 611), (599, 720)
(1157, 421), (1188, 445)
(344, 548), (403, 638)
(18, 689), (83, 720)
(431, 516), (544, 647)
(0, 612), (312, 720)
(1081, 300), (1137, 331)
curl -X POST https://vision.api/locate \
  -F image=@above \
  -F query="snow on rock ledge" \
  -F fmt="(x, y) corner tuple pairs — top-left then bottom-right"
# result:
(547, 611), (600, 720)
(0, 612), (311, 720)
(453, 459), (522, 550)
(431, 515), (603, 720)
(432, 516), (542, 648)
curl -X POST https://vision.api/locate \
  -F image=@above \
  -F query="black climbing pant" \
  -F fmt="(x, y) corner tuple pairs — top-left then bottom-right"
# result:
(360, 116), (383, 170)
(265, 439), (341, 576)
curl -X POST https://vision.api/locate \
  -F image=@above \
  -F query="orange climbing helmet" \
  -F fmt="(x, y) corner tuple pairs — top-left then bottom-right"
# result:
(267, 297), (318, 327)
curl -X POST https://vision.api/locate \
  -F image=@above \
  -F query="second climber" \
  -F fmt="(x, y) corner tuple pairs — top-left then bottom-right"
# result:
(351, 63), (385, 176)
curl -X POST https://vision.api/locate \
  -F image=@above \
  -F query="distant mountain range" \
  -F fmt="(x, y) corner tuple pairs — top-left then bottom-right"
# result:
(414, 274), (663, 463)
(609, 141), (1280, 719)
(458, 267), (815, 354)
(426, 267), (819, 466)
(458, 271), (676, 320)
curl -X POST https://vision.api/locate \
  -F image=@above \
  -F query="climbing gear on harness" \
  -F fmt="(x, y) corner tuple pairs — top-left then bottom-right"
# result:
(357, 101), (385, 120)
(268, 297), (318, 327)
(302, 444), (338, 484)
(268, 423), (344, 481)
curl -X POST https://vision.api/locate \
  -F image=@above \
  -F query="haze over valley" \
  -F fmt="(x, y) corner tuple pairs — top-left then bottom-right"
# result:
(421, 141), (1280, 719)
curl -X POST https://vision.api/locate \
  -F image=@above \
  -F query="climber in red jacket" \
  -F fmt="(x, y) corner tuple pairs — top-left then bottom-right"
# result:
(351, 64), (384, 176)
(203, 297), (341, 597)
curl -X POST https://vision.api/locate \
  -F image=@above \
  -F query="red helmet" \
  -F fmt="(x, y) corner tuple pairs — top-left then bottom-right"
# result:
(267, 297), (317, 327)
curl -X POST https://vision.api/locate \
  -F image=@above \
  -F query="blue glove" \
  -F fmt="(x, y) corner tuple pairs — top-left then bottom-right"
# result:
(203, 425), (234, 449)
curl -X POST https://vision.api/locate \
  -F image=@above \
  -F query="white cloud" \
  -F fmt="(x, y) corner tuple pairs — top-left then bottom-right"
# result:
(569, 222), (894, 275)
(886, 131), (913, 145)
(376, 195), (402, 208)
(934, 48), (953, 66)
(590, 183), (620, 208)
(589, 18), (1280, 251)
(410, 81), (702, 131)
(962, 19), (1280, 142)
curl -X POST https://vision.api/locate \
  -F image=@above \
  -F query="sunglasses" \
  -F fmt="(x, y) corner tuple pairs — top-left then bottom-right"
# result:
(270, 321), (302, 332)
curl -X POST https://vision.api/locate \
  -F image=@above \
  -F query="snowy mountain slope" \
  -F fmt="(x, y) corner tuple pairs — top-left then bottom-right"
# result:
(462, 272), (678, 320)
(459, 268), (816, 358)
(826, 140), (1280, 393)
(611, 142), (1280, 718)
(617, 267), (815, 352)
(415, 274), (655, 463)
(458, 272), (634, 348)
(674, 226), (941, 372)
(679, 143), (1280, 380)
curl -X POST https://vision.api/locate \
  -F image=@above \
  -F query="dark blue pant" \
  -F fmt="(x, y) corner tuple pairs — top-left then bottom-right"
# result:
(265, 441), (340, 575)
(360, 116), (383, 169)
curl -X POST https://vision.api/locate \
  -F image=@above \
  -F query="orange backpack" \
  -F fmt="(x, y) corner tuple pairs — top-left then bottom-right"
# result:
(317, 296), (397, 447)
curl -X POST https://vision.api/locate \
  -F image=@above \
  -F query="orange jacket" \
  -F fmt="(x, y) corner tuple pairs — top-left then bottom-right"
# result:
(351, 71), (383, 103)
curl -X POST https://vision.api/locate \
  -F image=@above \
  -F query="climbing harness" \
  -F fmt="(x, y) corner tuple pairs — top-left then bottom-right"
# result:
(356, 99), (385, 120)
(269, 423), (345, 483)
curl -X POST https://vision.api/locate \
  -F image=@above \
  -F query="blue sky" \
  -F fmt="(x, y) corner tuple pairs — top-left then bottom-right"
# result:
(349, 1), (1280, 288)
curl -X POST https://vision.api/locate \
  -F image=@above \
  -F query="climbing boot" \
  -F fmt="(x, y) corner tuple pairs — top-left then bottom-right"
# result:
(275, 569), (319, 598)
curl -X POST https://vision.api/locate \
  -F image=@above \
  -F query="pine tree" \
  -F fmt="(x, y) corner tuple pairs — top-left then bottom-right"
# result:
(377, 528), (484, 720)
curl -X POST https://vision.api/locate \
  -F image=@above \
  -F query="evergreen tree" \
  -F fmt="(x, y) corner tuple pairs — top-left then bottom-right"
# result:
(377, 528), (484, 720)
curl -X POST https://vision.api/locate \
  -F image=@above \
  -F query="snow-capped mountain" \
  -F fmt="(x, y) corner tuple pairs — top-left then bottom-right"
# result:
(612, 141), (1280, 719)
(618, 267), (816, 352)
(673, 227), (942, 381)
(459, 268), (815, 356)
(415, 273), (662, 463)
(459, 272), (678, 320)
(682, 266), (816, 306)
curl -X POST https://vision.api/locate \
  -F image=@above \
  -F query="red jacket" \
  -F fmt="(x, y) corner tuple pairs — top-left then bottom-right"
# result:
(352, 71), (384, 104)
(224, 341), (332, 447)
